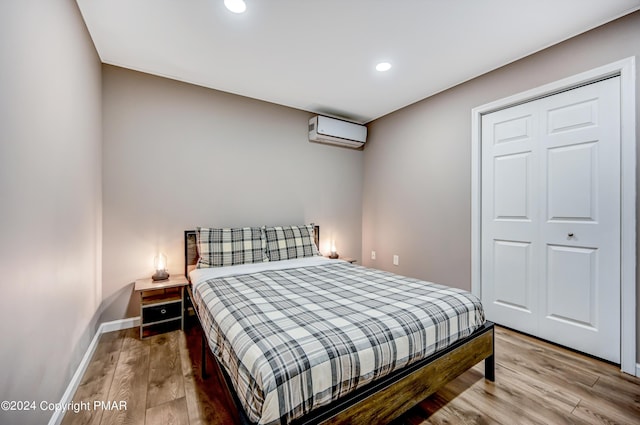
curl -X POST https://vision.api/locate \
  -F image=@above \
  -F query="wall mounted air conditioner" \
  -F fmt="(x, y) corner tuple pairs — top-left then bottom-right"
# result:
(308, 115), (367, 148)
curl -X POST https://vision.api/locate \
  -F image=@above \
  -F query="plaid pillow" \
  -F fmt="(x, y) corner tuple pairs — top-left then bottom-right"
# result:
(196, 227), (268, 268)
(264, 224), (320, 261)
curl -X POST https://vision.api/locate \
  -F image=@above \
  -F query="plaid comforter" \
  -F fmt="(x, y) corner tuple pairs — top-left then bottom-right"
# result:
(192, 260), (485, 425)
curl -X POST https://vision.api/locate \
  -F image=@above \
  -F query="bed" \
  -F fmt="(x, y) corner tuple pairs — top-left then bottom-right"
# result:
(184, 225), (494, 425)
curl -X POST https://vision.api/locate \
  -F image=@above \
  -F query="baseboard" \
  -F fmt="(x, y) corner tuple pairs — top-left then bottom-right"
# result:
(47, 316), (140, 425)
(636, 363), (640, 377)
(100, 316), (140, 333)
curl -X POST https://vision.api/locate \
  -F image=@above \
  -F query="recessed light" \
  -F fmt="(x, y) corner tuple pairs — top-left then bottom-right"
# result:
(376, 62), (392, 72)
(224, 0), (246, 13)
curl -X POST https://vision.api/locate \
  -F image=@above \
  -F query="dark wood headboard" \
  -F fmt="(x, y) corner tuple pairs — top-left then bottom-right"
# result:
(184, 225), (320, 278)
(184, 230), (198, 278)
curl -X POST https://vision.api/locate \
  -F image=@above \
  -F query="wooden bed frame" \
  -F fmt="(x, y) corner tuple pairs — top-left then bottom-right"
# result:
(184, 228), (495, 425)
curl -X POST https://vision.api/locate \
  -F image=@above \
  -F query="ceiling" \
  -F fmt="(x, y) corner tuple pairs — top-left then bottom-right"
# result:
(76, 0), (640, 124)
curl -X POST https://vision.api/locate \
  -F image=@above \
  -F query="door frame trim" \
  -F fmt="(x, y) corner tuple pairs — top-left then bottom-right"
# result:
(471, 57), (636, 375)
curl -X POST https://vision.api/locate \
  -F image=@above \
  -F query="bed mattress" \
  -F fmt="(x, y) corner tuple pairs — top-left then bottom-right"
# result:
(190, 257), (485, 425)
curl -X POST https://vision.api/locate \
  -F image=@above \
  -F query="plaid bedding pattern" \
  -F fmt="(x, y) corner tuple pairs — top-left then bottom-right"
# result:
(193, 261), (485, 425)
(196, 227), (268, 268)
(263, 224), (320, 261)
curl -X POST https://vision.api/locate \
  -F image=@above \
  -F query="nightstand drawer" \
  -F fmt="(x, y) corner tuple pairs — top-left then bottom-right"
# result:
(142, 301), (182, 324)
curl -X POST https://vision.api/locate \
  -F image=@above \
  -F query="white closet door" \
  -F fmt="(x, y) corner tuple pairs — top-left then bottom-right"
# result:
(537, 78), (620, 362)
(481, 77), (621, 362)
(481, 102), (540, 336)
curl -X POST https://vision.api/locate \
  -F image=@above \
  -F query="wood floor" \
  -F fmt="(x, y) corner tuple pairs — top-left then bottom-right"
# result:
(61, 323), (640, 425)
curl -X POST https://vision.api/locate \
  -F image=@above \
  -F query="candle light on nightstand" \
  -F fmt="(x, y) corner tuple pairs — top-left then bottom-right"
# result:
(152, 252), (170, 281)
(329, 240), (339, 259)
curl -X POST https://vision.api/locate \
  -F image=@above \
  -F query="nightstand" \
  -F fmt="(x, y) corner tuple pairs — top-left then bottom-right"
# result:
(135, 275), (189, 339)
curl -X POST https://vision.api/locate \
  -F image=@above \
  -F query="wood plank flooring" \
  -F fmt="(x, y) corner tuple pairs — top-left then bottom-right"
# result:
(61, 324), (640, 425)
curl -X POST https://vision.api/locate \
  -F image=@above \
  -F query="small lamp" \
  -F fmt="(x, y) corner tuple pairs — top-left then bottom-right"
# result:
(152, 253), (170, 281)
(329, 241), (339, 259)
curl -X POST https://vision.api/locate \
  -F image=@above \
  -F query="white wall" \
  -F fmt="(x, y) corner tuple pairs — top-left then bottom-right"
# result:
(362, 11), (640, 360)
(0, 1), (103, 424)
(101, 65), (364, 320)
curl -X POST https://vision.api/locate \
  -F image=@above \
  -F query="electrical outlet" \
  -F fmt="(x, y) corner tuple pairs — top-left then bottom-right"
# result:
(393, 255), (399, 266)
(371, 250), (376, 260)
